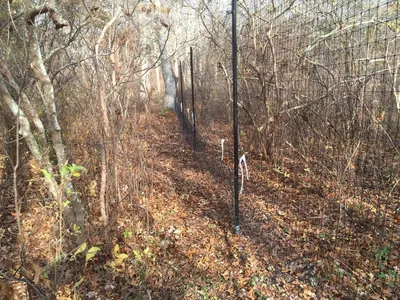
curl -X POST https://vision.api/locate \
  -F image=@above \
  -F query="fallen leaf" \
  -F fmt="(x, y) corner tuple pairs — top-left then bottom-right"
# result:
(32, 263), (42, 285)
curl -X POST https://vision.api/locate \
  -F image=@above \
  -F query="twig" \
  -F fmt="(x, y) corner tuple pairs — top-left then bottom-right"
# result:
(0, 272), (47, 299)
(285, 140), (333, 176)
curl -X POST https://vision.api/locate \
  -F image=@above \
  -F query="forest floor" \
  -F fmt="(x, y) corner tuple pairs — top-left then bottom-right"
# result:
(1, 111), (399, 299)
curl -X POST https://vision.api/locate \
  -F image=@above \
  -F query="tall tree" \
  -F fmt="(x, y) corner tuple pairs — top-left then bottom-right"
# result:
(157, 25), (176, 111)
(0, 0), (84, 240)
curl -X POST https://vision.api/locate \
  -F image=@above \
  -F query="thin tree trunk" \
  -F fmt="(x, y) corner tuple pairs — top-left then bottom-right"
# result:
(94, 6), (121, 226)
(155, 65), (161, 93)
(0, 79), (59, 200)
(27, 21), (84, 233)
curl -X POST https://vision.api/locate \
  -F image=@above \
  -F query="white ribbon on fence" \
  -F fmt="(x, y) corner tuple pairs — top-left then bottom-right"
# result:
(239, 154), (249, 194)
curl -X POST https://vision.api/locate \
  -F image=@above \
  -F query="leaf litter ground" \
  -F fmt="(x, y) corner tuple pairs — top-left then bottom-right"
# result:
(1, 112), (399, 299)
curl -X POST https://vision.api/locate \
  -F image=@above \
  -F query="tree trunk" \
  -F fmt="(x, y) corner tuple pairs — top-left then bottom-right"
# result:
(0, 79), (60, 201)
(26, 16), (85, 235)
(94, 6), (121, 226)
(158, 30), (176, 111)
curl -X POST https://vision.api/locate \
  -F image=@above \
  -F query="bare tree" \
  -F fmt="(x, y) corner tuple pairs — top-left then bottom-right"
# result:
(0, 1), (84, 240)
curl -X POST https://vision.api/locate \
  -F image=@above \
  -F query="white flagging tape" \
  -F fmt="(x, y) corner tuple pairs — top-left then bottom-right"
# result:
(180, 102), (183, 112)
(192, 112), (194, 124)
(221, 139), (225, 161)
(239, 154), (249, 194)
(187, 108), (190, 122)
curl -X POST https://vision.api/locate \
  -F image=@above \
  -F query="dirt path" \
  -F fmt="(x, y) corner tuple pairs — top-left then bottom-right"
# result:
(135, 112), (329, 299)
(132, 112), (399, 299)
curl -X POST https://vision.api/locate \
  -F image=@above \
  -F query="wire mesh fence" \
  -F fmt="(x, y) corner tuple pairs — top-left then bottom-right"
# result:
(177, 0), (400, 207)
(175, 0), (400, 296)
(272, 0), (400, 182)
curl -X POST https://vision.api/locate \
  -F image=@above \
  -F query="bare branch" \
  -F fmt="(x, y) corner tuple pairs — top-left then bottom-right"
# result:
(26, 4), (68, 29)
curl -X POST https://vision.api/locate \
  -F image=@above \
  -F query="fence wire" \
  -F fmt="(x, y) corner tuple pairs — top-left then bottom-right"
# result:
(177, 0), (400, 207)
(273, 0), (400, 178)
(178, 2), (400, 198)
(175, 0), (400, 297)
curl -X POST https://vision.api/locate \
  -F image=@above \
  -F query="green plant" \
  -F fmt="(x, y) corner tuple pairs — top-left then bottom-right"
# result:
(334, 265), (349, 279)
(110, 244), (129, 269)
(71, 242), (101, 266)
(123, 227), (132, 239)
(42, 163), (87, 262)
(42, 163), (87, 182)
(133, 247), (152, 261)
(375, 246), (399, 288)
(376, 246), (390, 267)
(68, 243), (101, 297)
(60, 163), (87, 179)
(273, 167), (290, 178)
(73, 223), (82, 234)
(249, 275), (261, 287)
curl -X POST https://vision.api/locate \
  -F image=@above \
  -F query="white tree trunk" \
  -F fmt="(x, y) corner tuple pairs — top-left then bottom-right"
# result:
(26, 11), (85, 232)
(158, 30), (176, 111)
(28, 27), (66, 165)
(155, 61), (162, 93)
(0, 79), (59, 200)
(94, 6), (121, 226)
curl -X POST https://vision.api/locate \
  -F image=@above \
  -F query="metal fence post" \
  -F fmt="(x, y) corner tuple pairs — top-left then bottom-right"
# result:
(179, 61), (185, 132)
(232, 0), (240, 234)
(190, 47), (196, 151)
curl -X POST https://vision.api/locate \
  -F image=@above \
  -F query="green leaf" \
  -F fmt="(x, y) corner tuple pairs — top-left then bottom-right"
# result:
(60, 165), (69, 178)
(85, 246), (101, 263)
(123, 228), (132, 239)
(73, 223), (81, 233)
(63, 200), (71, 208)
(77, 166), (87, 172)
(143, 247), (151, 257)
(117, 253), (128, 260)
(71, 164), (87, 173)
(41, 169), (52, 180)
(378, 272), (386, 279)
(74, 243), (87, 256)
(113, 244), (120, 255)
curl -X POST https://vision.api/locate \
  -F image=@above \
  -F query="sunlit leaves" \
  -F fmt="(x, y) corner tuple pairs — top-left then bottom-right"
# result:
(41, 169), (52, 180)
(110, 244), (129, 269)
(74, 242), (87, 256)
(41, 163), (87, 181)
(86, 246), (101, 264)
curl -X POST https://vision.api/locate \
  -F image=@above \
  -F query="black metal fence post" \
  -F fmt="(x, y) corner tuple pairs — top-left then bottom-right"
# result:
(190, 47), (196, 151)
(179, 61), (185, 132)
(232, 0), (240, 234)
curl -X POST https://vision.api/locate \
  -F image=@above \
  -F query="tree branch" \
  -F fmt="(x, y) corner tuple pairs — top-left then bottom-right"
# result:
(26, 4), (68, 29)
